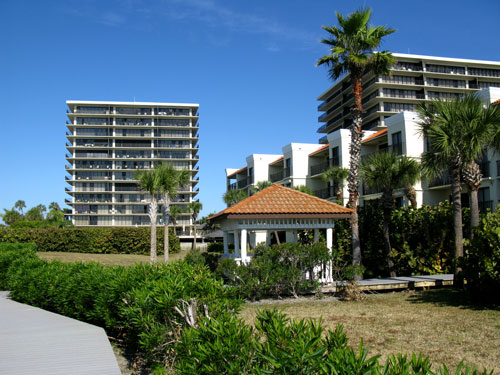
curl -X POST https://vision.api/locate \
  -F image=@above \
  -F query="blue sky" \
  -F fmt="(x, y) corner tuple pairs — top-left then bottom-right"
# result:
(1, 0), (500, 219)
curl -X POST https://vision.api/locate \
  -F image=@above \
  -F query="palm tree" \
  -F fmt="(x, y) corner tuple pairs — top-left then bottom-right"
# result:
(417, 94), (497, 283)
(317, 8), (395, 269)
(321, 166), (349, 204)
(48, 202), (61, 212)
(250, 180), (272, 195)
(223, 189), (247, 207)
(14, 200), (26, 216)
(187, 201), (203, 250)
(169, 205), (183, 229)
(135, 168), (161, 263)
(361, 152), (420, 277)
(157, 163), (190, 262)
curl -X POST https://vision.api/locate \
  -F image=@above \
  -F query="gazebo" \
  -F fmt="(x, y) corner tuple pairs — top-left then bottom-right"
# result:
(209, 184), (353, 273)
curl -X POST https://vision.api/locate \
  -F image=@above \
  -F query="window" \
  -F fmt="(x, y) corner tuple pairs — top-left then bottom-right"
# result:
(391, 132), (402, 155)
(478, 187), (491, 213)
(331, 147), (340, 166)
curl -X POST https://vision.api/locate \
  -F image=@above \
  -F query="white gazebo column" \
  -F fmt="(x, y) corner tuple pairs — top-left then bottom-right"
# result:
(313, 229), (320, 243)
(240, 229), (247, 263)
(326, 227), (333, 283)
(234, 230), (240, 258)
(223, 231), (228, 256)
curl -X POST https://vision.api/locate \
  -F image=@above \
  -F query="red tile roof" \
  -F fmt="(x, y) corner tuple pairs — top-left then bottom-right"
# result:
(309, 144), (329, 156)
(227, 166), (247, 178)
(493, 98), (500, 105)
(269, 156), (284, 165)
(210, 184), (353, 221)
(361, 128), (388, 143)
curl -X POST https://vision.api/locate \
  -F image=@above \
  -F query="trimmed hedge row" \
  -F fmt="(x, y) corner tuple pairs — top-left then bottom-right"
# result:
(0, 243), (241, 370)
(0, 226), (180, 255)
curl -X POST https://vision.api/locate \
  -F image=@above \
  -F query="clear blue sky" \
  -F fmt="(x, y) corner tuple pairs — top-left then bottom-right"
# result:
(1, 0), (500, 219)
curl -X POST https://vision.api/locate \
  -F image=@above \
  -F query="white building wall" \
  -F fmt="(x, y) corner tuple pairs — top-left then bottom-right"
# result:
(246, 154), (282, 184)
(282, 143), (322, 187)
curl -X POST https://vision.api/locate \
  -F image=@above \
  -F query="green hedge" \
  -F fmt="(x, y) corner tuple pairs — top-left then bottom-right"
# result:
(0, 227), (180, 255)
(0, 242), (241, 369)
(331, 202), (462, 278)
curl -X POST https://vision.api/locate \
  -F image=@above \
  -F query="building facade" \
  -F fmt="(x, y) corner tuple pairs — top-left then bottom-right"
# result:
(317, 53), (500, 143)
(65, 100), (199, 236)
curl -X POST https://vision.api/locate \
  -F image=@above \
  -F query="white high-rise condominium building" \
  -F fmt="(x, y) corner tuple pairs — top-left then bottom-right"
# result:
(317, 53), (500, 143)
(65, 101), (199, 236)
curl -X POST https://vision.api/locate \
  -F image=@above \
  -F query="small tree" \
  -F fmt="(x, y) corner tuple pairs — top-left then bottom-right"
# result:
(223, 189), (247, 207)
(187, 201), (203, 250)
(157, 163), (190, 262)
(321, 166), (349, 204)
(135, 168), (161, 263)
(361, 152), (420, 277)
(25, 204), (46, 221)
(293, 185), (314, 196)
(169, 205), (183, 229)
(14, 200), (26, 216)
(251, 181), (272, 195)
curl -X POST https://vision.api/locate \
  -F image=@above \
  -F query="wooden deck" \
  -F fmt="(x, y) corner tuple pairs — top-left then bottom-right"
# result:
(0, 291), (121, 375)
(321, 274), (454, 293)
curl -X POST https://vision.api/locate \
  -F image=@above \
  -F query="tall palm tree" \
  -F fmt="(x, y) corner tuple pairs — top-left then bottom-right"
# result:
(251, 180), (272, 195)
(14, 200), (26, 216)
(361, 152), (420, 277)
(157, 163), (190, 262)
(417, 94), (497, 283)
(317, 8), (395, 269)
(135, 168), (161, 263)
(223, 189), (247, 207)
(321, 166), (349, 204)
(187, 201), (203, 250)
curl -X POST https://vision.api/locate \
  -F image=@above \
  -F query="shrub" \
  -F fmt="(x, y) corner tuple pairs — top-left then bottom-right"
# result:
(175, 309), (491, 374)
(0, 227), (180, 255)
(461, 206), (500, 304)
(207, 242), (224, 252)
(0, 242), (242, 369)
(216, 243), (331, 300)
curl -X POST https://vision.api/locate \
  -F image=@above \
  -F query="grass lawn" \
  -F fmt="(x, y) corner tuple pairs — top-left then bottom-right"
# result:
(240, 289), (500, 372)
(37, 248), (191, 267)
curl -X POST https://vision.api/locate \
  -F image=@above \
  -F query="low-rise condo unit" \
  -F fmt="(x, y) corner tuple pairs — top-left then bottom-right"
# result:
(317, 53), (500, 143)
(65, 100), (199, 237)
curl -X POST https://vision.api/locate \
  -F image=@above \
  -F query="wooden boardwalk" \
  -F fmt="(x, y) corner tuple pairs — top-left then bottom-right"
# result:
(321, 274), (454, 293)
(0, 291), (121, 375)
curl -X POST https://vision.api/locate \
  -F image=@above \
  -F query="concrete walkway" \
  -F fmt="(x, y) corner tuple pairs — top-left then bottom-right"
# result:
(321, 274), (454, 293)
(0, 292), (121, 375)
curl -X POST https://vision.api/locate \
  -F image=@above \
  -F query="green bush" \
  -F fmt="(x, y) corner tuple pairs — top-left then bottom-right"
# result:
(0, 227), (180, 255)
(175, 309), (490, 375)
(461, 207), (500, 304)
(216, 243), (332, 300)
(0, 242), (241, 369)
(207, 242), (224, 252)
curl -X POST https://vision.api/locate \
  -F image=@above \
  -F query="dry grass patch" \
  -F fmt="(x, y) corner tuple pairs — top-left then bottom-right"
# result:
(37, 249), (190, 267)
(240, 290), (500, 373)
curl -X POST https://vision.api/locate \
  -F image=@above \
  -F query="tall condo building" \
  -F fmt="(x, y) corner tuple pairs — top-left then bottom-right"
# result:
(65, 101), (199, 236)
(317, 53), (500, 143)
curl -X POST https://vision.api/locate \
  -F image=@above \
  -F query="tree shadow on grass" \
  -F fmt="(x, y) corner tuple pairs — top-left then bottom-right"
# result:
(406, 288), (500, 311)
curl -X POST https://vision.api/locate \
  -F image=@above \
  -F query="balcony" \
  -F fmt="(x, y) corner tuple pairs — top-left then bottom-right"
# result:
(429, 173), (452, 188)
(237, 177), (251, 189)
(361, 143), (404, 163)
(479, 161), (490, 178)
(362, 183), (381, 196)
(284, 167), (291, 178)
(270, 170), (283, 183)
(74, 107), (109, 114)
(479, 200), (493, 214)
(314, 188), (332, 199)
(310, 161), (329, 176)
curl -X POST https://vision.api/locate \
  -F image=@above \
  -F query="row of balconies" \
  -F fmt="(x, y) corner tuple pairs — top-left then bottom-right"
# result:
(71, 107), (196, 116)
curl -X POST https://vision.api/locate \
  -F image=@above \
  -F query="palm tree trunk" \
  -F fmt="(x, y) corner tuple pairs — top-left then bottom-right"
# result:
(163, 195), (170, 263)
(348, 72), (363, 274)
(336, 184), (343, 205)
(469, 188), (480, 228)
(405, 184), (418, 208)
(450, 167), (464, 287)
(149, 197), (158, 264)
(192, 225), (197, 250)
(462, 161), (482, 231)
(382, 190), (395, 277)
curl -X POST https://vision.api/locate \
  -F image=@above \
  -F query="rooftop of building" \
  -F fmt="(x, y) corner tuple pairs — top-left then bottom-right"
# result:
(66, 100), (199, 107)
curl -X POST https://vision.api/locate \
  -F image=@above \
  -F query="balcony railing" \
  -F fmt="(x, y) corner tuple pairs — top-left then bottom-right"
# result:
(479, 200), (493, 214)
(429, 173), (452, 188)
(362, 183), (381, 196)
(237, 176), (252, 189)
(313, 187), (332, 199)
(270, 170), (283, 183)
(284, 167), (291, 178)
(310, 161), (329, 176)
(361, 143), (404, 163)
(479, 161), (490, 178)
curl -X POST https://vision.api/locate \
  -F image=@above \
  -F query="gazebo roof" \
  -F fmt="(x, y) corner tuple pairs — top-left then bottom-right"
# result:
(210, 184), (353, 221)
